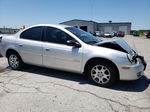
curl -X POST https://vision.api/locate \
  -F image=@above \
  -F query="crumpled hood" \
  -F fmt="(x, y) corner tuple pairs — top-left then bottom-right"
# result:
(96, 38), (135, 56)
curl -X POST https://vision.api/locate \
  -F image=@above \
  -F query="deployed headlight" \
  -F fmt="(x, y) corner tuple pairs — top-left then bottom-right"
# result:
(127, 54), (136, 64)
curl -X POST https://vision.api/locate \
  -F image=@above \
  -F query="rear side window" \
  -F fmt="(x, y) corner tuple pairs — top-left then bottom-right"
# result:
(20, 26), (43, 41)
(45, 27), (74, 45)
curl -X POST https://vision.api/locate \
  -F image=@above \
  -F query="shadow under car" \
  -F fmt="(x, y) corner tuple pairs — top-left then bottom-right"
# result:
(3, 65), (150, 92)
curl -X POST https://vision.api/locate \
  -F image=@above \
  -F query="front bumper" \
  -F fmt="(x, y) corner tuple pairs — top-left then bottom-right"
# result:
(119, 56), (147, 80)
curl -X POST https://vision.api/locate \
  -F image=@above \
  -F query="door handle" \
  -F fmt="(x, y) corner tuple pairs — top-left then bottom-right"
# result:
(45, 48), (50, 51)
(19, 44), (23, 47)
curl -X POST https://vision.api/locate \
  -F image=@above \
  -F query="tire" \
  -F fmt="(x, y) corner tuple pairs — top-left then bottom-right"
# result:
(87, 60), (118, 87)
(8, 53), (24, 70)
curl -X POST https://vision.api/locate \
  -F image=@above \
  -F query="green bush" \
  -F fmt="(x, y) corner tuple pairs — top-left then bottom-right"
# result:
(131, 30), (150, 36)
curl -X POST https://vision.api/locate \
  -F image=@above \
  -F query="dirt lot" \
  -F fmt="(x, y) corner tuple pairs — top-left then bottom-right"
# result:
(0, 35), (150, 112)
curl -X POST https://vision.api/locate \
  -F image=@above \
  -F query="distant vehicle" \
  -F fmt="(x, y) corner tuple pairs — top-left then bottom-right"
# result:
(0, 24), (147, 87)
(104, 32), (112, 37)
(111, 31), (117, 37)
(116, 31), (125, 37)
(144, 32), (148, 36)
(95, 31), (104, 37)
(132, 32), (140, 36)
(146, 32), (150, 38)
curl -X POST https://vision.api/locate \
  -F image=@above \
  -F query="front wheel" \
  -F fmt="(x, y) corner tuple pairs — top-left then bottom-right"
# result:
(87, 61), (118, 87)
(8, 53), (23, 70)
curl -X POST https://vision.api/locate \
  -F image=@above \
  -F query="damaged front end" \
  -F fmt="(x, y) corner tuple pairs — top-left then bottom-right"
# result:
(95, 38), (135, 55)
(96, 41), (128, 53)
(95, 38), (147, 70)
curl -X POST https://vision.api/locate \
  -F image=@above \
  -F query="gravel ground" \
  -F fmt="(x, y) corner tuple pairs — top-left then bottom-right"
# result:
(0, 35), (150, 112)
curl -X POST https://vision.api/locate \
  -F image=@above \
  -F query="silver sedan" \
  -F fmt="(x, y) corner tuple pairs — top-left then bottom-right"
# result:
(0, 24), (147, 87)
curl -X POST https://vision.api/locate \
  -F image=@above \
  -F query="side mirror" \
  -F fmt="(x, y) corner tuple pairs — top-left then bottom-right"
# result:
(66, 40), (81, 48)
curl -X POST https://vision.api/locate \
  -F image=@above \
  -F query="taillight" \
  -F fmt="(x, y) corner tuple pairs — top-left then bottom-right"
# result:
(0, 36), (2, 42)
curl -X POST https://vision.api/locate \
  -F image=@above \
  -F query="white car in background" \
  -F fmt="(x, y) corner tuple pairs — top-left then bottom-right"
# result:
(104, 32), (112, 37)
(0, 24), (147, 87)
(95, 31), (104, 37)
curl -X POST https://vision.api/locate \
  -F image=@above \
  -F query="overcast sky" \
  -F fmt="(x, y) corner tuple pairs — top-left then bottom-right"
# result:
(0, 0), (150, 30)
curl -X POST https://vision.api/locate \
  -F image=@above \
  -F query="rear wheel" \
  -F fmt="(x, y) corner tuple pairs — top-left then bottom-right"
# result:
(8, 53), (23, 70)
(87, 61), (118, 87)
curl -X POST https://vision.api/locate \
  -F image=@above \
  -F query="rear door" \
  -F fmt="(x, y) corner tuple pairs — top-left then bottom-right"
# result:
(17, 26), (44, 65)
(42, 26), (83, 72)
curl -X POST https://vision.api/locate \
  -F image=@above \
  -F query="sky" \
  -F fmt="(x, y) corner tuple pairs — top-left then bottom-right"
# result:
(0, 0), (150, 30)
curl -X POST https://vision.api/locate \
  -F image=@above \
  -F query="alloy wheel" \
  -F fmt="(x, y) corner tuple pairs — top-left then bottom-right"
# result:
(91, 65), (111, 84)
(9, 54), (19, 69)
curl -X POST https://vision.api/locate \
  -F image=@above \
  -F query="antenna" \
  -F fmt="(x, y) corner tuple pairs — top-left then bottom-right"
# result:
(90, 0), (94, 21)
(90, 0), (94, 34)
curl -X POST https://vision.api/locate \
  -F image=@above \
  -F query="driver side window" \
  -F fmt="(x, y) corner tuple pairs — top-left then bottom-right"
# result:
(45, 27), (74, 45)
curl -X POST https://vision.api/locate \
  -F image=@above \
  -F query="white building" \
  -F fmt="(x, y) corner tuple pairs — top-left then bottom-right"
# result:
(60, 19), (131, 34)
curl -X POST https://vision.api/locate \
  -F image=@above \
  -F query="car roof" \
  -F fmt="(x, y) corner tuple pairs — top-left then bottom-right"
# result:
(16, 24), (73, 36)
(30, 24), (71, 29)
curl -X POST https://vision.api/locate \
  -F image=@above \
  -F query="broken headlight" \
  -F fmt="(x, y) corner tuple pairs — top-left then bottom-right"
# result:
(127, 54), (136, 64)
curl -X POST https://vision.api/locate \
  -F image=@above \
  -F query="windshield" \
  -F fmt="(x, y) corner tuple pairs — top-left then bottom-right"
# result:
(66, 27), (102, 45)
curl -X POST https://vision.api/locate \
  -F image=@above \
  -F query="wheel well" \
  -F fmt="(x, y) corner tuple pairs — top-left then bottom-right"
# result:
(84, 57), (120, 80)
(6, 49), (20, 58)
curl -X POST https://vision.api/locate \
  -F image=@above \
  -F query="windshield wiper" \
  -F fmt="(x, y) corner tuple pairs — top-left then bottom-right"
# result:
(93, 41), (103, 45)
(88, 41), (99, 45)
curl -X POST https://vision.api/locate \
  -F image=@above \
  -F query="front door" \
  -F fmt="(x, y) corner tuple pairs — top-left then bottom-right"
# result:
(42, 27), (83, 72)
